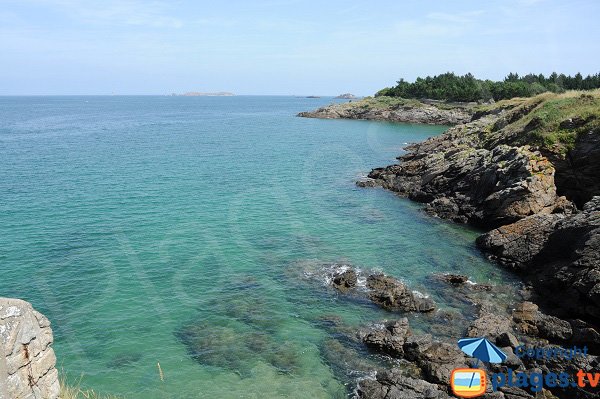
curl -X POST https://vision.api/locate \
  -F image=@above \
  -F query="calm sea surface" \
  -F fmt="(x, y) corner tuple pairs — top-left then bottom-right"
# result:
(0, 96), (516, 398)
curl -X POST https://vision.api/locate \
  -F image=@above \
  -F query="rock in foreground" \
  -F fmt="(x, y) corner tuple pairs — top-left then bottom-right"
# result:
(0, 298), (60, 399)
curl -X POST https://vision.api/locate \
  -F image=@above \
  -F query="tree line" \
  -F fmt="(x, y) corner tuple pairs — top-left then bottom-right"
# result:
(375, 72), (600, 102)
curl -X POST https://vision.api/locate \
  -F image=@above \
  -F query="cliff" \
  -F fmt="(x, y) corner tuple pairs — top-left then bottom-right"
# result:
(298, 96), (473, 125)
(355, 90), (600, 323)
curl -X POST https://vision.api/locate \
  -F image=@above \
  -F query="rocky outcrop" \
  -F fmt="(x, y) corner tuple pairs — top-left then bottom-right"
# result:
(358, 115), (571, 228)
(478, 197), (600, 321)
(331, 269), (358, 293)
(298, 99), (472, 125)
(366, 274), (435, 312)
(354, 92), (599, 325)
(0, 298), (59, 399)
(360, 318), (410, 358)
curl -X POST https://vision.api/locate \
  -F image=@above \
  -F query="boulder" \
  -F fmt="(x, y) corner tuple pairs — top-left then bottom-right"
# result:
(331, 269), (358, 293)
(361, 318), (410, 358)
(366, 274), (435, 312)
(0, 298), (60, 399)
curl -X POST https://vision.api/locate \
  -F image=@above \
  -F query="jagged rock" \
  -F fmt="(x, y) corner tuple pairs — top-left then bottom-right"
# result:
(362, 118), (567, 229)
(366, 274), (435, 313)
(357, 369), (451, 399)
(481, 198), (600, 321)
(0, 298), (60, 399)
(331, 269), (358, 292)
(361, 318), (411, 358)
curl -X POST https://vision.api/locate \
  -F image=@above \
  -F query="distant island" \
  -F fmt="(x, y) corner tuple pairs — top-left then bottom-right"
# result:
(335, 93), (358, 99)
(172, 92), (235, 97)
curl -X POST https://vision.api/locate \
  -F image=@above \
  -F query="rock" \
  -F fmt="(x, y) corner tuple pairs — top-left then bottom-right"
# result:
(476, 214), (565, 269)
(512, 302), (573, 342)
(366, 274), (435, 313)
(357, 369), (451, 399)
(497, 332), (520, 349)
(361, 318), (410, 358)
(362, 120), (567, 228)
(299, 99), (472, 125)
(467, 312), (513, 340)
(482, 198), (600, 321)
(331, 269), (358, 293)
(403, 334), (469, 386)
(0, 298), (60, 399)
(441, 274), (469, 285)
(569, 319), (600, 352)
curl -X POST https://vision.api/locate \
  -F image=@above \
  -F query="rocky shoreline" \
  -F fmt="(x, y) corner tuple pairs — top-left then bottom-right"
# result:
(299, 91), (600, 398)
(298, 97), (474, 125)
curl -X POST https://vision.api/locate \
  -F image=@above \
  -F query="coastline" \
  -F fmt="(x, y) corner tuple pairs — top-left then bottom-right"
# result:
(299, 91), (600, 398)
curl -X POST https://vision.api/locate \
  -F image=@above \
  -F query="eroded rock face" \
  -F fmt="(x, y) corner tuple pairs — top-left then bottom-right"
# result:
(0, 298), (59, 399)
(479, 197), (600, 321)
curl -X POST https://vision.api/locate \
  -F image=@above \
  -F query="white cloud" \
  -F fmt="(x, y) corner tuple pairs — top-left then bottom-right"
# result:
(32, 0), (184, 28)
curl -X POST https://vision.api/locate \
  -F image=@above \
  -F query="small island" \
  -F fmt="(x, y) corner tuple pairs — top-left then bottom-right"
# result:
(335, 93), (358, 99)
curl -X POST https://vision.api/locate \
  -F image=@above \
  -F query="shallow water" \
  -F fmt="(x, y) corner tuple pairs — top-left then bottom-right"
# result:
(0, 96), (518, 398)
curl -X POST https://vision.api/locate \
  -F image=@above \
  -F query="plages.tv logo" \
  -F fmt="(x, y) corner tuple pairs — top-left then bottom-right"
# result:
(450, 337), (507, 398)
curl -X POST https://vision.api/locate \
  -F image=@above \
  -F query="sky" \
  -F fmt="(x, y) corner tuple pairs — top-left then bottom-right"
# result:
(1, 0), (599, 95)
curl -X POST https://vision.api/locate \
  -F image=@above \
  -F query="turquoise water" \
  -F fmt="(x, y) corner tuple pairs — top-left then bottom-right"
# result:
(0, 96), (516, 398)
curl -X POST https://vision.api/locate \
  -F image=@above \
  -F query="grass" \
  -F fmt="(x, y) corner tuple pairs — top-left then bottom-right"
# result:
(481, 90), (600, 154)
(60, 375), (123, 399)
(333, 95), (424, 110)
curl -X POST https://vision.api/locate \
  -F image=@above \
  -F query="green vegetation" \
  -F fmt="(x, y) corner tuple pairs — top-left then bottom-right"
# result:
(482, 90), (600, 153)
(376, 72), (600, 102)
(60, 377), (123, 399)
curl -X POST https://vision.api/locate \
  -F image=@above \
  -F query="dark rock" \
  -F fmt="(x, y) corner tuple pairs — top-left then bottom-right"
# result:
(497, 332), (520, 349)
(441, 274), (469, 285)
(569, 319), (600, 353)
(361, 318), (411, 358)
(357, 369), (451, 399)
(331, 269), (358, 293)
(481, 198), (600, 322)
(366, 274), (435, 313)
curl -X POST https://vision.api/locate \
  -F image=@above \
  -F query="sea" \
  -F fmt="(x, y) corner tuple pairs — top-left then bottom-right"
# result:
(0, 96), (518, 398)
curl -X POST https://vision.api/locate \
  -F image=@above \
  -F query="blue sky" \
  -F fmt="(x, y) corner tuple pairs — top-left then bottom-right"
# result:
(1, 0), (599, 95)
